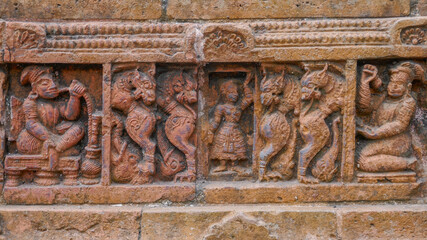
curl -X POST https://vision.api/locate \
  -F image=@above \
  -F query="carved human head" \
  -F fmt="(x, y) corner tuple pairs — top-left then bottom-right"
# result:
(220, 80), (239, 103)
(301, 64), (329, 101)
(388, 62), (425, 98)
(20, 65), (59, 99)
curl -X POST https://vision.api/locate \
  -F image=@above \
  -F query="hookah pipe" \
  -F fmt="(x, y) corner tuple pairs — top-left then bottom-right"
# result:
(59, 83), (101, 184)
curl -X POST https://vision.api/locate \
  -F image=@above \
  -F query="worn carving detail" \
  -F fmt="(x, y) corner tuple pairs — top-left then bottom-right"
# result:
(156, 69), (198, 182)
(4, 66), (97, 186)
(401, 27), (426, 45)
(110, 64), (157, 184)
(356, 61), (426, 183)
(203, 213), (278, 240)
(298, 63), (345, 184)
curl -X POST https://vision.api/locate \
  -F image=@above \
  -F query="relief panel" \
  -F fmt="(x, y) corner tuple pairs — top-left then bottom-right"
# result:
(256, 62), (345, 184)
(199, 64), (255, 181)
(110, 64), (199, 184)
(5, 64), (102, 187)
(356, 60), (427, 183)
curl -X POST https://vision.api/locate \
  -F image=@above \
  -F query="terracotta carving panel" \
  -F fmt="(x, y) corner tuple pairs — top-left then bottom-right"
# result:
(5, 64), (102, 187)
(355, 60), (427, 183)
(0, 18), (425, 204)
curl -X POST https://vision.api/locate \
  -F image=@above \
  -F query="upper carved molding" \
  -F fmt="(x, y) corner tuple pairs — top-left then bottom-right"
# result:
(1, 17), (426, 63)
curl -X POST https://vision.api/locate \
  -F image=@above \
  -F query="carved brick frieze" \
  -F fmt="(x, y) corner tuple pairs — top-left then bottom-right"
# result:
(0, 17), (425, 204)
(1, 17), (426, 63)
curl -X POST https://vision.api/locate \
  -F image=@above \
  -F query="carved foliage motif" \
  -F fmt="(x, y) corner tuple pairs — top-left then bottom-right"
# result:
(12, 30), (40, 49)
(401, 27), (426, 45)
(6, 23), (46, 50)
(202, 26), (254, 60)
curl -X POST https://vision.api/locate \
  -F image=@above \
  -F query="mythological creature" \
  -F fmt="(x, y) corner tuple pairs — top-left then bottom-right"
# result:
(206, 74), (253, 174)
(111, 66), (157, 184)
(298, 64), (344, 184)
(258, 68), (300, 181)
(356, 62), (425, 173)
(10, 66), (87, 185)
(156, 70), (198, 182)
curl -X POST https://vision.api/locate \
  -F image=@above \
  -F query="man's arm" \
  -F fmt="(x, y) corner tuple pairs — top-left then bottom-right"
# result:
(62, 80), (85, 120)
(359, 97), (416, 139)
(23, 98), (49, 141)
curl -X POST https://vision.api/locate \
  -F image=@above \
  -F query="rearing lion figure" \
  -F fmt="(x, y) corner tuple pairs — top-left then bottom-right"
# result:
(111, 65), (157, 184)
(298, 63), (344, 184)
(156, 70), (198, 182)
(259, 67), (300, 181)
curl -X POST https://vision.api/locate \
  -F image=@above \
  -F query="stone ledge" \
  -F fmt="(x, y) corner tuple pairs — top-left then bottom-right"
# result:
(202, 181), (421, 204)
(3, 183), (195, 204)
(0, 205), (142, 240)
(0, 203), (424, 239)
(167, 0), (411, 19)
(0, 0), (163, 20)
(141, 204), (427, 240)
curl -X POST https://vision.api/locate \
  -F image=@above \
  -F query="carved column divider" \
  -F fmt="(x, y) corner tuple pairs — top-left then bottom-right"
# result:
(0, 68), (6, 182)
(341, 60), (357, 182)
(101, 63), (112, 186)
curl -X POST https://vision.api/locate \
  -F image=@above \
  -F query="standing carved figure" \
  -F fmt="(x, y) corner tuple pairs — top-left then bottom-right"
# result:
(258, 68), (300, 181)
(111, 66), (157, 184)
(206, 74), (253, 174)
(356, 62), (425, 173)
(298, 64), (344, 184)
(10, 66), (86, 185)
(156, 70), (198, 182)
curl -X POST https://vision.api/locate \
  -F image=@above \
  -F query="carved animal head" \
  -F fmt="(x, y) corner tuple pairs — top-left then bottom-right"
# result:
(158, 71), (197, 105)
(260, 71), (286, 106)
(300, 64), (332, 101)
(112, 68), (156, 111)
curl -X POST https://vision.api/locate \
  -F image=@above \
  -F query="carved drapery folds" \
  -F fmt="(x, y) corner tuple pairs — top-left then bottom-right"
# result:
(0, 18), (425, 204)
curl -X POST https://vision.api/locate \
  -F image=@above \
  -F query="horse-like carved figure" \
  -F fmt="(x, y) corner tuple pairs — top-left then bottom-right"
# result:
(298, 64), (344, 184)
(156, 70), (198, 182)
(259, 68), (301, 181)
(111, 66), (157, 184)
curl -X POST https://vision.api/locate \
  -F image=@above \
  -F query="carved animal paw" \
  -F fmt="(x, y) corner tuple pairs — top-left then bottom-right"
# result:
(130, 174), (153, 185)
(266, 171), (283, 182)
(174, 170), (196, 182)
(298, 175), (319, 184)
(212, 164), (227, 173)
